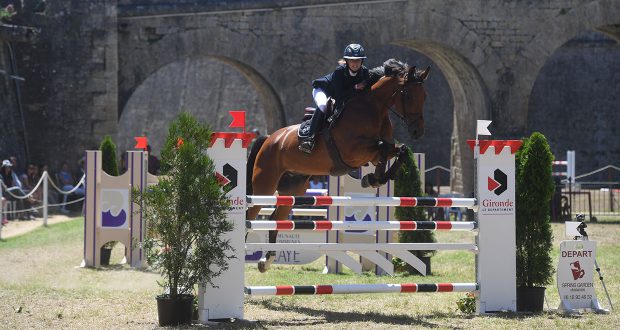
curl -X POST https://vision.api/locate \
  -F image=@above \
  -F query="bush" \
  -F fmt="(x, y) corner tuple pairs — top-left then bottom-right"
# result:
(99, 135), (119, 176)
(134, 112), (233, 297)
(100, 136), (120, 250)
(515, 132), (555, 287)
(393, 146), (436, 273)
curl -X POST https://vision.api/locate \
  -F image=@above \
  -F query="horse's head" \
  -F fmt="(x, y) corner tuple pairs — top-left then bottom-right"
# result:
(394, 65), (430, 140)
(371, 60), (430, 140)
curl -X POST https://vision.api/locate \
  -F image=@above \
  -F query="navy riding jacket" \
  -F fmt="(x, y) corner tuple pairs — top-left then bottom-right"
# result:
(312, 64), (370, 110)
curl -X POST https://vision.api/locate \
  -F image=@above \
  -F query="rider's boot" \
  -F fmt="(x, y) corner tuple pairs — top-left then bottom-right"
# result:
(299, 110), (326, 154)
(257, 251), (276, 273)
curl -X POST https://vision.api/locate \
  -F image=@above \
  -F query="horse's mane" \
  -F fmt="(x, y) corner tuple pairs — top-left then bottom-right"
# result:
(368, 59), (408, 86)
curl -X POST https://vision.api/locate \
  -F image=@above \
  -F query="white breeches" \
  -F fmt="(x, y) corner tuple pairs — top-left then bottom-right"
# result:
(312, 88), (328, 113)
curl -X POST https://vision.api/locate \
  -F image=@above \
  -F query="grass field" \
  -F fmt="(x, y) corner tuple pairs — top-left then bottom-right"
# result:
(0, 218), (618, 329)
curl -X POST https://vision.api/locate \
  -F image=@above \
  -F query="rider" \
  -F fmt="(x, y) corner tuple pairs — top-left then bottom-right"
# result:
(299, 43), (370, 154)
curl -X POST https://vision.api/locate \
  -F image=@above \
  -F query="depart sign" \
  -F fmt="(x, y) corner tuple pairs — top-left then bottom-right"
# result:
(557, 240), (598, 311)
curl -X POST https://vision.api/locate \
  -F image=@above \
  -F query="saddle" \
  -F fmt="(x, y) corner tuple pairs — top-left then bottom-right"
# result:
(297, 99), (343, 139)
(296, 100), (357, 175)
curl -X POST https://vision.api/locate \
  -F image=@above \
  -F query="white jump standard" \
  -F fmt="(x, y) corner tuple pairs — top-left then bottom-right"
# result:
(200, 132), (521, 320)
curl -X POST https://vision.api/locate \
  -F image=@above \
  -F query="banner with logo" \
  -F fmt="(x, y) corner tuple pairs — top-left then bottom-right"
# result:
(475, 141), (518, 312)
(557, 240), (598, 311)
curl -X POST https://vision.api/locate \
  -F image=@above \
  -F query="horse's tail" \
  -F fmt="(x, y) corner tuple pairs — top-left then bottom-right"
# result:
(246, 135), (267, 195)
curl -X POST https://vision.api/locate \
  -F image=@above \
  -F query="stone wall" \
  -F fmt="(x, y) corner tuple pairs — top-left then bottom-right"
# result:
(1, 0), (618, 186)
(9, 0), (118, 170)
(0, 41), (26, 163)
(528, 31), (620, 180)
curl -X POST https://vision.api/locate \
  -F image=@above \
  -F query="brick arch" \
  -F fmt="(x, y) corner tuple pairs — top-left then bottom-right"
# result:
(118, 29), (286, 133)
(392, 40), (489, 194)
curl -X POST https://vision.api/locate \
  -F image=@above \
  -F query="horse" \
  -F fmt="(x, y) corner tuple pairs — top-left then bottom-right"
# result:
(246, 59), (430, 272)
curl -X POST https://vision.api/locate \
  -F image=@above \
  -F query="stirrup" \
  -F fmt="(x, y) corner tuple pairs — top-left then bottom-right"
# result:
(298, 139), (315, 154)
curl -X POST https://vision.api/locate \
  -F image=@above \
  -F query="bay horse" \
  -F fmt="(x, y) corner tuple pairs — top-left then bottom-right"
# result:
(247, 59), (430, 272)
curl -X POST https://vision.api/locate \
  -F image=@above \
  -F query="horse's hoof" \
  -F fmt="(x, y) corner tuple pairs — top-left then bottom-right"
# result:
(257, 252), (276, 273)
(258, 260), (268, 273)
(361, 175), (370, 188)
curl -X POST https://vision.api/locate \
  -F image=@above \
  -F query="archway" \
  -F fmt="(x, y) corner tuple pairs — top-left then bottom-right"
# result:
(392, 40), (489, 195)
(117, 56), (284, 154)
(528, 30), (620, 178)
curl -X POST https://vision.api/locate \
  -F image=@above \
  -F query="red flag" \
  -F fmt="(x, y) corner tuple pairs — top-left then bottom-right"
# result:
(229, 111), (246, 131)
(134, 136), (147, 149)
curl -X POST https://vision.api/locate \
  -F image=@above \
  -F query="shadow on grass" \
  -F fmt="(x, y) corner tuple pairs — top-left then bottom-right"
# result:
(85, 264), (159, 274)
(244, 299), (443, 328)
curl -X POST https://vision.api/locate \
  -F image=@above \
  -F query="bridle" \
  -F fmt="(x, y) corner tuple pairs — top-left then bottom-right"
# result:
(388, 71), (424, 126)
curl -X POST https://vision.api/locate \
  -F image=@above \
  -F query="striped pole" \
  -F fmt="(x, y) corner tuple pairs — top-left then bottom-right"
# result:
(246, 242), (477, 252)
(247, 195), (476, 208)
(246, 220), (476, 231)
(258, 208), (327, 217)
(245, 283), (478, 296)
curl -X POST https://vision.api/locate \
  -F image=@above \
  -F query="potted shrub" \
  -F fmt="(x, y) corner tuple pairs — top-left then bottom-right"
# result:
(99, 135), (120, 265)
(393, 146), (436, 275)
(133, 113), (234, 326)
(515, 132), (555, 312)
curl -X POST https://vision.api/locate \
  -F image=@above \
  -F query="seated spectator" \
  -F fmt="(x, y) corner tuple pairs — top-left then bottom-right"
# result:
(57, 161), (85, 213)
(1, 159), (34, 220)
(40, 164), (60, 211)
(22, 162), (43, 204)
(9, 156), (24, 180)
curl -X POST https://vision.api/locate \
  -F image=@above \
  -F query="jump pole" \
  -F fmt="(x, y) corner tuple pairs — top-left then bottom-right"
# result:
(199, 132), (519, 321)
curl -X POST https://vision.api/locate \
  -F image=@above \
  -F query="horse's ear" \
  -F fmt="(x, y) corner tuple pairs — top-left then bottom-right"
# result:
(420, 66), (431, 81)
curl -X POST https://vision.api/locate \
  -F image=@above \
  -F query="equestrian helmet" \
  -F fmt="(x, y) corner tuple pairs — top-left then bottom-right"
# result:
(343, 44), (367, 59)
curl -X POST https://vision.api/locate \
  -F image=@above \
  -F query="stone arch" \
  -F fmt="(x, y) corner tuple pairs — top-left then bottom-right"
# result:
(392, 40), (489, 194)
(528, 30), (620, 176)
(515, 0), (620, 125)
(117, 29), (286, 134)
(117, 55), (285, 153)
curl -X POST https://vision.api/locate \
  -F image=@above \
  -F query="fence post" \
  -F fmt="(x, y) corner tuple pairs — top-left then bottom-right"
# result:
(0, 181), (3, 240)
(43, 171), (48, 227)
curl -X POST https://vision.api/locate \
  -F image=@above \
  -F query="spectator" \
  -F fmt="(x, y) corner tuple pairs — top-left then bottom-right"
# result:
(1, 159), (34, 220)
(147, 145), (160, 175)
(40, 164), (60, 211)
(424, 182), (441, 220)
(309, 176), (325, 189)
(9, 156), (23, 179)
(58, 161), (85, 213)
(22, 162), (43, 204)
(120, 151), (128, 173)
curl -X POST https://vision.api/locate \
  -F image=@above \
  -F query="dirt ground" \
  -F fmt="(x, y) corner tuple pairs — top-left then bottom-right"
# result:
(0, 214), (76, 239)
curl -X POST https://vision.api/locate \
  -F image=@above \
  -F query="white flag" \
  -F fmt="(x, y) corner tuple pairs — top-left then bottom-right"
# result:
(477, 120), (492, 136)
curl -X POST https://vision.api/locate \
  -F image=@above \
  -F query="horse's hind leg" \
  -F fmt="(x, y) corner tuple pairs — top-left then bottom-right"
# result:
(258, 175), (310, 273)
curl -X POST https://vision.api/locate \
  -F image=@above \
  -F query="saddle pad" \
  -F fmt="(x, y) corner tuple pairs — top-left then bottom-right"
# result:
(298, 119), (312, 138)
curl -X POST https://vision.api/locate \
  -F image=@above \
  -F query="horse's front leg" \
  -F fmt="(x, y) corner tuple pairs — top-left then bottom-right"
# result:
(385, 144), (410, 180)
(361, 140), (395, 188)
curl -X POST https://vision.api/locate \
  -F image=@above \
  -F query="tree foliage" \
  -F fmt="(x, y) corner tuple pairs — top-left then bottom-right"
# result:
(394, 146), (436, 258)
(134, 112), (233, 298)
(99, 135), (119, 176)
(515, 132), (555, 287)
